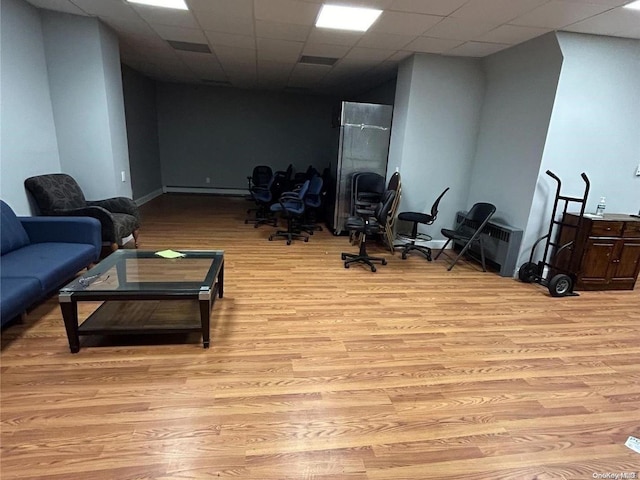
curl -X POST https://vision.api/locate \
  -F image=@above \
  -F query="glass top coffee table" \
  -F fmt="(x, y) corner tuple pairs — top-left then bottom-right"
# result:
(59, 250), (224, 353)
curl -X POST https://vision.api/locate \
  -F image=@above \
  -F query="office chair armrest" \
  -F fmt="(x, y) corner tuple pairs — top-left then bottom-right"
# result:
(277, 197), (304, 211)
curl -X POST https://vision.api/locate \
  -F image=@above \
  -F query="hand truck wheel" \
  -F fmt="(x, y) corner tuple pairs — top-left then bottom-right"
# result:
(549, 274), (573, 297)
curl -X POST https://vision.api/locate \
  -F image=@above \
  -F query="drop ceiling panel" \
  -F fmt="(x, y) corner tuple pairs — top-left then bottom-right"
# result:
(196, 13), (255, 35)
(405, 36), (464, 53)
(447, 41), (510, 56)
(255, 20), (312, 41)
(563, 8), (640, 36)
(213, 46), (257, 65)
(509, 0), (612, 28)
(388, 0), (469, 16)
(371, 11), (443, 35)
(26, 0), (85, 15)
(357, 32), (416, 49)
(475, 24), (551, 44)
(254, 0), (321, 25)
(131, 5), (198, 28)
(302, 43), (351, 58)
(256, 38), (304, 62)
(187, 0), (253, 17)
(343, 47), (397, 63)
(71, 0), (139, 19)
(307, 29), (364, 46)
(205, 31), (256, 50)
(451, 0), (549, 25)
(387, 50), (414, 62)
(152, 25), (207, 43)
(424, 17), (502, 40)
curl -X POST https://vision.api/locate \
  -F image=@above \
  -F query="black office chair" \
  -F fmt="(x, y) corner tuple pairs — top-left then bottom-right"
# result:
(395, 187), (450, 261)
(269, 180), (310, 245)
(434, 202), (497, 271)
(251, 172), (287, 228)
(351, 172), (385, 213)
(245, 165), (273, 224)
(301, 174), (324, 234)
(341, 189), (396, 272)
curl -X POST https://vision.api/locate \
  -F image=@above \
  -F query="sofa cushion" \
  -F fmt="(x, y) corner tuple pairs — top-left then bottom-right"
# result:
(1, 243), (95, 293)
(1, 201), (30, 255)
(0, 277), (42, 326)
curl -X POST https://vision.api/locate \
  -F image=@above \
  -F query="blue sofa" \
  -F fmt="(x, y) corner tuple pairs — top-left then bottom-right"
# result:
(1, 200), (102, 327)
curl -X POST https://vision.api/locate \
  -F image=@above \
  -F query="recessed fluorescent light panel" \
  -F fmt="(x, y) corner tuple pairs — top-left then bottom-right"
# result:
(623, 0), (640, 10)
(126, 0), (188, 10)
(315, 4), (383, 32)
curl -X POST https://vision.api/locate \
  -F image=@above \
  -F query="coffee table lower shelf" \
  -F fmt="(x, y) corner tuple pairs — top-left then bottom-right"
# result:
(76, 299), (210, 350)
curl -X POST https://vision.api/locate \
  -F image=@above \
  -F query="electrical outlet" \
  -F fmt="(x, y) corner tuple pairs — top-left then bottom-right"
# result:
(121, 171), (126, 182)
(205, 177), (211, 184)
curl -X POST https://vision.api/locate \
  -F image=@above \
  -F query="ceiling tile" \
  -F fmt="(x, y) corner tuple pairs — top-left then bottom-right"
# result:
(188, 0), (253, 16)
(213, 46), (257, 65)
(404, 36), (464, 53)
(71, 0), (139, 19)
(446, 41), (510, 56)
(563, 7), (640, 36)
(509, 1), (612, 28)
(289, 63), (330, 84)
(196, 13), (254, 35)
(178, 51), (226, 79)
(205, 31), (256, 49)
(222, 61), (257, 75)
(254, 0), (321, 26)
(131, 4), (198, 28)
(371, 11), (443, 35)
(152, 25), (207, 43)
(302, 43), (352, 57)
(387, 50), (414, 62)
(306, 29), (364, 46)
(343, 47), (396, 63)
(357, 32), (416, 49)
(475, 24), (551, 44)
(451, 0), (549, 24)
(388, 0), (469, 16)
(25, 0), (86, 15)
(423, 17), (500, 40)
(256, 38), (304, 62)
(255, 20), (312, 41)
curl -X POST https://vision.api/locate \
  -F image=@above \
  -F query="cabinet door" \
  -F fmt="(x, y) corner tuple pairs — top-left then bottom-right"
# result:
(613, 241), (640, 283)
(580, 239), (617, 285)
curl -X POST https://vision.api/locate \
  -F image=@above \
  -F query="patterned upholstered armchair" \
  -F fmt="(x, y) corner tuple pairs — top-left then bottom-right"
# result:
(24, 173), (140, 251)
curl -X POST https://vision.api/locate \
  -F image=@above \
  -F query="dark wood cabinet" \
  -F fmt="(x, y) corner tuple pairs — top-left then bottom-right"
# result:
(557, 213), (640, 291)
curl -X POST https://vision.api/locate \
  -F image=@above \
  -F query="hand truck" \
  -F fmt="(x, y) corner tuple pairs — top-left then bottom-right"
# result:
(518, 170), (590, 297)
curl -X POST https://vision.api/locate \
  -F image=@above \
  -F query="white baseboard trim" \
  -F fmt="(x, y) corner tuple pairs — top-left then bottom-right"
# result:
(163, 186), (247, 196)
(134, 189), (163, 206)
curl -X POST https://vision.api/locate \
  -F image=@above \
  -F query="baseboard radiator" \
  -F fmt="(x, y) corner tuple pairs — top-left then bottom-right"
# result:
(453, 211), (523, 277)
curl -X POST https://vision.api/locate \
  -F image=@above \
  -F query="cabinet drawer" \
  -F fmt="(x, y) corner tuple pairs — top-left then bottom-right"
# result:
(623, 222), (640, 238)
(590, 221), (624, 237)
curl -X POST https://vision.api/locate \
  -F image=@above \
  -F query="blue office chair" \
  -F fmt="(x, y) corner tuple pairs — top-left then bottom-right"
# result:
(269, 180), (310, 245)
(302, 174), (324, 234)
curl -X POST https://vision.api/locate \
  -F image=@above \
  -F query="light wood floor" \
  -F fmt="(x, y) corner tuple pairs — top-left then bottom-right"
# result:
(2, 194), (639, 480)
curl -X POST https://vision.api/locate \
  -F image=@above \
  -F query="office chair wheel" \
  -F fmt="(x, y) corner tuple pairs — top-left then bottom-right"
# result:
(268, 236), (273, 241)
(304, 237), (309, 242)
(401, 252), (407, 260)
(244, 219), (248, 224)
(341, 254), (346, 260)
(371, 266), (377, 272)
(518, 262), (538, 283)
(549, 274), (572, 297)
(381, 259), (387, 265)
(344, 263), (350, 268)
(287, 240), (291, 245)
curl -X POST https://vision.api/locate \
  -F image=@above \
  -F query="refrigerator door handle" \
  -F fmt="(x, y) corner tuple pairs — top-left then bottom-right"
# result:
(343, 123), (389, 131)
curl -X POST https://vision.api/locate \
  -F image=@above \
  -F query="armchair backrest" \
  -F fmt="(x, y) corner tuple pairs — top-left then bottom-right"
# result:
(24, 173), (87, 214)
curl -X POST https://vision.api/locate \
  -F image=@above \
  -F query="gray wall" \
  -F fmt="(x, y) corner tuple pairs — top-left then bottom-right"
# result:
(0, 0), (61, 215)
(122, 65), (162, 200)
(388, 54), (485, 242)
(523, 33), (640, 264)
(41, 10), (131, 201)
(156, 83), (338, 190)
(468, 33), (563, 232)
(353, 77), (398, 106)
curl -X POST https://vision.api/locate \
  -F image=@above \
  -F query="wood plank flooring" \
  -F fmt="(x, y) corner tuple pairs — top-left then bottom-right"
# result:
(2, 194), (639, 480)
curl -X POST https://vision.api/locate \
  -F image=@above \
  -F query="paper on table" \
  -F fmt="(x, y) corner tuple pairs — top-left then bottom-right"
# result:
(155, 249), (186, 259)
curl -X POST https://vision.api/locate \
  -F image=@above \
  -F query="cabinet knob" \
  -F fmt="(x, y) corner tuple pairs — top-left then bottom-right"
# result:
(612, 259), (620, 264)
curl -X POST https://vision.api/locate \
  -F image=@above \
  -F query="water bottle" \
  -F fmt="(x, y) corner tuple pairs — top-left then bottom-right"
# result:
(595, 197), (606, 216)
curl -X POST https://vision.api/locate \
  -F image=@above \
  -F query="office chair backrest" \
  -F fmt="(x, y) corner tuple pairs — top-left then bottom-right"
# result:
(376, 190), (397, 224)
(429, 187), (450, 220)
(305, 175), (324, 206)
(387, 171), (400, 192)
(252, 165), (273, 187)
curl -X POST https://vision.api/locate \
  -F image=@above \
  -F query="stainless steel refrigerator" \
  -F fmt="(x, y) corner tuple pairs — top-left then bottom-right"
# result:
(327, 101), (393, 235)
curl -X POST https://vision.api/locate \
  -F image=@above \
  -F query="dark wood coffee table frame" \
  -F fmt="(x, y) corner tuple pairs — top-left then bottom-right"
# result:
(59, 250), (224, 353)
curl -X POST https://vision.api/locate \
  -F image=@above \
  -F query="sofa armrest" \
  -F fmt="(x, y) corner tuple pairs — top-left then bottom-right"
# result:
(88, 197), (140, 220)
(20, 216), (102, 260)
